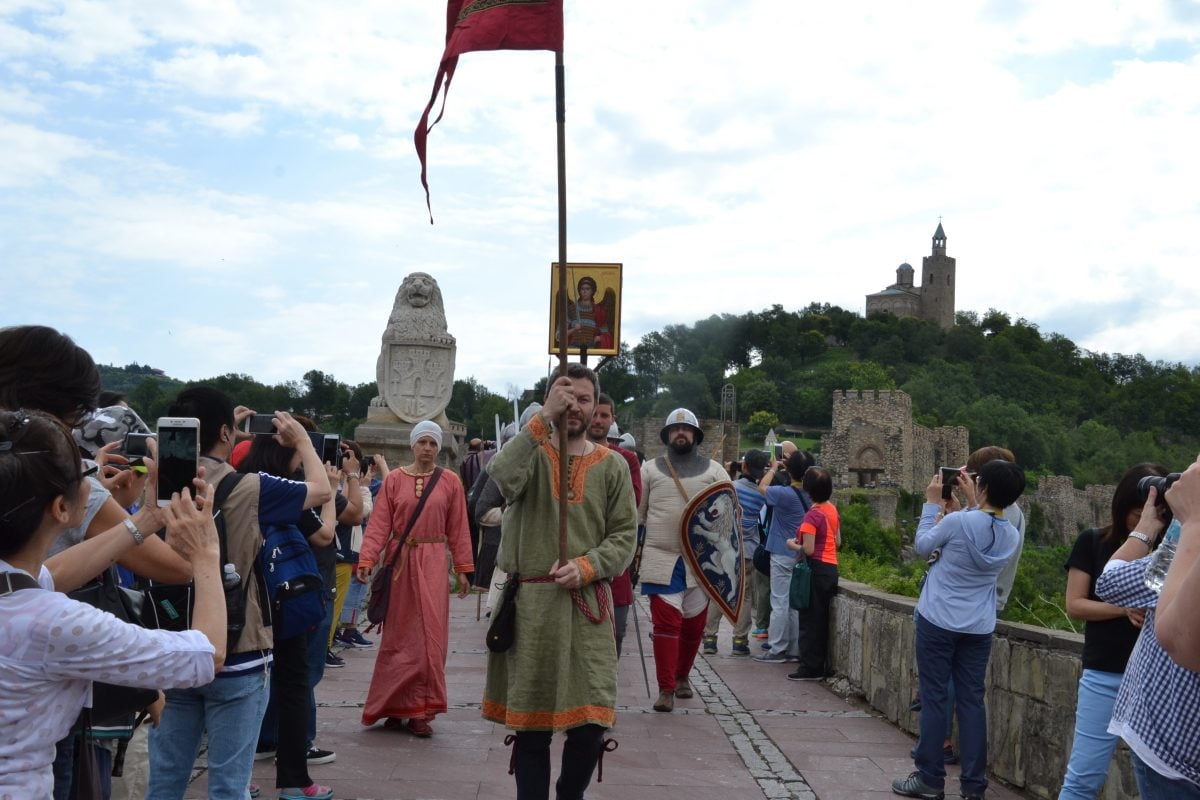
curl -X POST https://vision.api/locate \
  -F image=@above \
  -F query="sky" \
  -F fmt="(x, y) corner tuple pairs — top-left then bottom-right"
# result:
(4, 1), (1200, 398)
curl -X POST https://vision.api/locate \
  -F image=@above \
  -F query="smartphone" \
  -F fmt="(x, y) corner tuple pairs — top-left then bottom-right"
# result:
(244, 413), (276, 435)
(773, 444), (783, 461)
(307, 430), (324, 455)
(939, 466), (960, 501)
(157, 417), (200, 506)
(123, 432), (155, 458)
(321, 434), (341, 466)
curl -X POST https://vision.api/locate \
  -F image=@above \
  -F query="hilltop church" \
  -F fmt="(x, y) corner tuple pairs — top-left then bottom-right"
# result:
(865, 222), (956, 329)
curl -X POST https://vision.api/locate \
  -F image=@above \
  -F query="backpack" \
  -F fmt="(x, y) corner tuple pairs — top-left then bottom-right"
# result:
(257, 520), (327, 641)
(142, 472), (251, 650)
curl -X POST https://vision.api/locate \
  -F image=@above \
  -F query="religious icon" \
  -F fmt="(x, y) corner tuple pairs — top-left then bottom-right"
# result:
(548, 262), (622, 357)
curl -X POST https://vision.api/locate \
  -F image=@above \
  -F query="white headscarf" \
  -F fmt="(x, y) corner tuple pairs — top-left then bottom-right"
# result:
(409, 420), (443, 448)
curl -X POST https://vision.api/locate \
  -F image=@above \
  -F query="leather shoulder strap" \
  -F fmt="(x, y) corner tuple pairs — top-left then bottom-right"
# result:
(662, 457), (691, 504)
(0, 571), (39, 595)
(380, 467), (444, 570)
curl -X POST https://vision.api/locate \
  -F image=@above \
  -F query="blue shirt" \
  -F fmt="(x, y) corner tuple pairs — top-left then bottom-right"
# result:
(735, 477), (766, 550)
(764, 485), (810, 555)
(1097, 555), (1200, 786)
(914, 504), (1018, 635)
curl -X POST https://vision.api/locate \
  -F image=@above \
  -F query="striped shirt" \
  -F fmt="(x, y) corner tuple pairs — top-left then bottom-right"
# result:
(735, 477), (766, 550)
(1096, 554), (1200, 786)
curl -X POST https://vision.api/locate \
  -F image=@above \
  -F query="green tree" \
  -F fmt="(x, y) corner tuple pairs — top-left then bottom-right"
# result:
(743, 410), (779, 440)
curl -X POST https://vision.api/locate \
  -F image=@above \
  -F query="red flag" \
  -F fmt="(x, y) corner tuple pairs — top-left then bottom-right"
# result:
(415, 0), (564, 221)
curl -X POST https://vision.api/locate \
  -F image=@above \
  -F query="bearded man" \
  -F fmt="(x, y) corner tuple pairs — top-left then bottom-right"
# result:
(638, 408), (728, 712)
(482, 364), (637, 800)
(586, 394), (642, 657)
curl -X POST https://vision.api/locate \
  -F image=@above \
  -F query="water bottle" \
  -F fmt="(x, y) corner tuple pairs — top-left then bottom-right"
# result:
(223, 563), (241, 589)
(1144, 519), (1181, 593)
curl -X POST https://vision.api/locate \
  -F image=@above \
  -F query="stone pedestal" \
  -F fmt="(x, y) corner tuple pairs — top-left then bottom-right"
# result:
(354, 404), (467, 471)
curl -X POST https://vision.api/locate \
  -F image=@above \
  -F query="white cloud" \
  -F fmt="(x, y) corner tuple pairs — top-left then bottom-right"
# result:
(174, 103), (263, 136)
(5, 0), (1200, 393)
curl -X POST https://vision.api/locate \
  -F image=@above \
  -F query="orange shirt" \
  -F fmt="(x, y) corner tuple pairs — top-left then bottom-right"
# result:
(796, 501), (839, 565)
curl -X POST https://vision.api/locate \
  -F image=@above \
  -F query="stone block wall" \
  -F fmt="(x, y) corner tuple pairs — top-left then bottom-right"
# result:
(829, 582), (1137, 799)
(1031, 476), (1115, 545)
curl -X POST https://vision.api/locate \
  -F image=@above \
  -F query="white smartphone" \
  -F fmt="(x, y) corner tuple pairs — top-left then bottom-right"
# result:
(156, 417), (200, 507)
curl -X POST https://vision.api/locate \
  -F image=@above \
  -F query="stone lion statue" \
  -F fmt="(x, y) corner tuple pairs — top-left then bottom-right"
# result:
(381, 272), (454, 344)
(372, 273), (457, 422)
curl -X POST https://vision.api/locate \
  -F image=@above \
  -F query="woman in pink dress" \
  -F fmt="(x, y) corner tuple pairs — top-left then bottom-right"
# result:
(357, 420), (473, 736)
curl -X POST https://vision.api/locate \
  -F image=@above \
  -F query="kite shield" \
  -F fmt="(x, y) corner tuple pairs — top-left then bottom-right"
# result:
(679, 481), (744, 621)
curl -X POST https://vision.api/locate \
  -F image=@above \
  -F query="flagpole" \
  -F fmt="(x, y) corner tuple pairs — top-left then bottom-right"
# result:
(555, 48), (570, 567)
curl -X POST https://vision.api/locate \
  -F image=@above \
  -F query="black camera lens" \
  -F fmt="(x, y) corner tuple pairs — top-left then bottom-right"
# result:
(1137, 473), (1182, 505)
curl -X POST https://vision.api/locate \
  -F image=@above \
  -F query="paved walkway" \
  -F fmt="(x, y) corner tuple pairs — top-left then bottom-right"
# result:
(188, 596), (1028, 800)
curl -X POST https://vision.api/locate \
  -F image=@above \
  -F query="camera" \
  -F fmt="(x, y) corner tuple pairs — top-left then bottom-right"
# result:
(1138, 473), (1181, 507)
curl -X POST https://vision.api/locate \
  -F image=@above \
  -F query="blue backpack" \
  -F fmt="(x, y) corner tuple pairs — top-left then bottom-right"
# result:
(257, 522), (326, 641)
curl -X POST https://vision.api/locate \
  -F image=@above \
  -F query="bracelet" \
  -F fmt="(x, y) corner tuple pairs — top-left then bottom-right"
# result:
(1127, 531), (1153, 548)
(123, 518), (145, 546)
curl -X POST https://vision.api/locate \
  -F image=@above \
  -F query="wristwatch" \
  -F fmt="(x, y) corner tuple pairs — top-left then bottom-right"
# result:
(123, 518), (145, 546)
(1127, 531), (1153, 548)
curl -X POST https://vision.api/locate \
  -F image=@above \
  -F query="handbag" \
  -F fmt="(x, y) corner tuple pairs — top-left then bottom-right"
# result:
(752, 543), (771, 576)
(67, 709), (103, 800)
(485, 573), (521, 653)
(788, 554), (812, 610)
(367, 467), (443, 626)
(69, 569), (160, 726)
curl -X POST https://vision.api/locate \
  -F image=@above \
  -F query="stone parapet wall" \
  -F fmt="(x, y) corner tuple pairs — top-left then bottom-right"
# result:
(829, 582), (1137, 800)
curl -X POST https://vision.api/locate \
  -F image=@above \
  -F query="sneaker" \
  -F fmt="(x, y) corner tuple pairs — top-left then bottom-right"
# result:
(701, 635), (717, 655)
(342, 628), (375, 648)
(306, 747), (336, 765)
(909, 698), (922, 712)
(760, 641), (771, 650)
(731, 637), (750, 656)
(254, 745), (275, 761)
(753, 651), (788, 663)
(784, 653), (801, 663)
(324, 650), (345, 668)
(787, 668), (823, 681)
(891, 771), (944, 799)
(249, 784), (261, 799)
(279, 785), (334, 800)
(751, 627), (768, 639)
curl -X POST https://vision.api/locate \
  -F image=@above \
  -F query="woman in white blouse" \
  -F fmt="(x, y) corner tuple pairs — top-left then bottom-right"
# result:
(0, 409), (227, 798)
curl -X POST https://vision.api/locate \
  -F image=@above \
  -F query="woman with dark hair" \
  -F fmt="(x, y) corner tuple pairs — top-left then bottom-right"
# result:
(785, 467), (839, 681)
(239, 432), (339, 800)
(1057, 463), (1167, 800)
(0, 325), (191, 590)
(0, 409), (226, 797)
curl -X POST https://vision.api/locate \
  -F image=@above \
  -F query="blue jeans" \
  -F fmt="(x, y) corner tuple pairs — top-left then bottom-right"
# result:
(339, 578), (367, 625)
(146, 667), (270, 800)
(767, 553), (799, 656)
(1058, 669), (1124, 800)
(914, 612), (992, 795)
(1131, 752), (1200, 800)
(306, 595), (336, 747)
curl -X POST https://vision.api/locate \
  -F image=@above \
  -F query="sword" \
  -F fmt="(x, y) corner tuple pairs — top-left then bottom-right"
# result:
(628, 523), (650, 698)
(630, 596), (651, 698)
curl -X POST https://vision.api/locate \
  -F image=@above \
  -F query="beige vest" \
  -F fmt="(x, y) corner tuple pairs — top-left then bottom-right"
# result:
(202, 458), (273, 654)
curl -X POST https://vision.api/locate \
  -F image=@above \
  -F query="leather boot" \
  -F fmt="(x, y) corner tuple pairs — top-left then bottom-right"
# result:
(653, 690), (674, 712)
(674, 677), (693, 699)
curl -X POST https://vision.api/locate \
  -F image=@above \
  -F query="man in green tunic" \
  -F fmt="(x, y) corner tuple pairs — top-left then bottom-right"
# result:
(483, 363), (637, 800)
